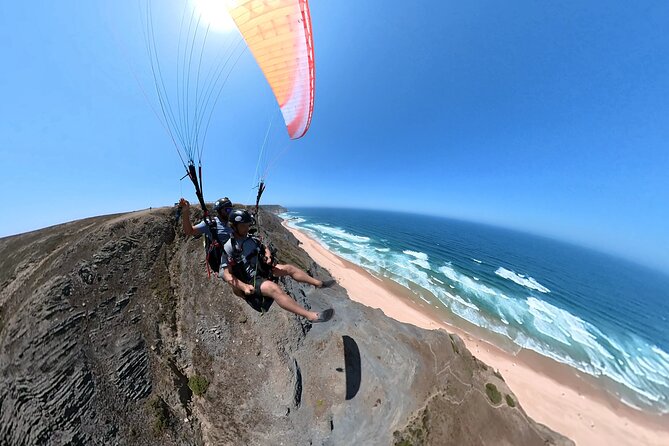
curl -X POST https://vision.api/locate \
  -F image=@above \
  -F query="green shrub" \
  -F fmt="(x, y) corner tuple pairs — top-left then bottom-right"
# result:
(188, 375), (209, 396)
(449, 334), (460, 354)
(505, 394), (516, 407)
(148, 397), (169, 434)
(485, 383), (502, 405)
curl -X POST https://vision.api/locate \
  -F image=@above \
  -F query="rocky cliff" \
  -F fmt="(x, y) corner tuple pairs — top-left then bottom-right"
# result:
(0, 207), (572, 445)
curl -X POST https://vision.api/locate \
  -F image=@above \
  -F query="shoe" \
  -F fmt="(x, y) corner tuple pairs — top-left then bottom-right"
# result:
(320, 279), (336, 288)
(312, 308), (334, 323)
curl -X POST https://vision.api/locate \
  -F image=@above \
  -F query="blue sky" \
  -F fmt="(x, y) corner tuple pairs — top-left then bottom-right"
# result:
(1, 1), (668, 273)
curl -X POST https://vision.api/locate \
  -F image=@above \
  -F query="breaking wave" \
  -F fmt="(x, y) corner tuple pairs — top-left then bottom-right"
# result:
(495, 267), (551, 293)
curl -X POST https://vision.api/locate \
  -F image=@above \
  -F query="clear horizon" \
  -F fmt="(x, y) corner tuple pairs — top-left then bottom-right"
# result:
(2, 203), (668, 278)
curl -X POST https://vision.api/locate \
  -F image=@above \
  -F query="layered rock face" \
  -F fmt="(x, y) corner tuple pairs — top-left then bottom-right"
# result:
(0, 208), (573, 445)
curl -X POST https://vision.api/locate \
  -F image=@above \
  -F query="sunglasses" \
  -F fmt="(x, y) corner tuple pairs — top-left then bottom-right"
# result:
(217, 207), (233, 213)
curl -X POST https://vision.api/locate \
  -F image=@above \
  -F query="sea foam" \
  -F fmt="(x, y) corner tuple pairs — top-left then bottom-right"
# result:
(495, 267), (551, 293)
(303, 223), (371, 243)
(439, 263), (509, 302)
(403, 250), (430, 269)
(286, 210), (669, 413)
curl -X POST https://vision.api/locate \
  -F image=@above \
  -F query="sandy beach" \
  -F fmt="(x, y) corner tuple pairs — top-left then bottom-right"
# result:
(283, 221), (669, 446)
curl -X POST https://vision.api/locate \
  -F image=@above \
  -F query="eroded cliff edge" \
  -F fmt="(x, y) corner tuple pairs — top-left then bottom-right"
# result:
(0, 207), (573, 445)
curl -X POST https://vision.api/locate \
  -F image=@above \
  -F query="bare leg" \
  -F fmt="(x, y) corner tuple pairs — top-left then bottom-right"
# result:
(259, 280), (319, 321)
(272, 264), (322, 287)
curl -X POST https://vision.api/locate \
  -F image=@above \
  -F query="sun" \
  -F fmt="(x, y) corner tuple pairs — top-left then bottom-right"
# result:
(192, 0), (237, 33)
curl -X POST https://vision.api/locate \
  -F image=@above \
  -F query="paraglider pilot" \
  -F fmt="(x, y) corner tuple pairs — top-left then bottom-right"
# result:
(221, 209), (335, 323)
(179, 197), (233, 243)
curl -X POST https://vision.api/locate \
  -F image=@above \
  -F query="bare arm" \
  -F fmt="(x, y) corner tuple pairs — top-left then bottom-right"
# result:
(222, 265), (254, 295)
(179, 198), (200, 236)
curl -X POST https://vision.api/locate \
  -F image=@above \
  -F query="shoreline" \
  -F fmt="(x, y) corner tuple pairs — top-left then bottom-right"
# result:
(282, 220), (669, 446)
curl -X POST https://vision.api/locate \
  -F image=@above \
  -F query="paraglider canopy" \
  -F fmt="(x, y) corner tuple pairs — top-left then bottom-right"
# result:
(139, 0), (316, 215)
(226, 0), (316, 139)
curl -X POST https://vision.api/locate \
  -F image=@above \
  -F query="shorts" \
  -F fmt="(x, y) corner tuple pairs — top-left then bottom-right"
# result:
(249, 276), (267, 293)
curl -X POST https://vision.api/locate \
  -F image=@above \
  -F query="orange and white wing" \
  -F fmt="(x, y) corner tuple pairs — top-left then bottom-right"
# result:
(227, 0), (316, 139)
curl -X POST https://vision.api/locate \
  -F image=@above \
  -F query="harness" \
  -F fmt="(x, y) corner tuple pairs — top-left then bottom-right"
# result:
(228, 236), (275, 284)
(204, 218), (230, 276)
(183, 162), (229, 277)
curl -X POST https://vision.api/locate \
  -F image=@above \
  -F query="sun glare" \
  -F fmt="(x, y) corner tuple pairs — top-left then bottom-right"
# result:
(193, 0), (237, 33)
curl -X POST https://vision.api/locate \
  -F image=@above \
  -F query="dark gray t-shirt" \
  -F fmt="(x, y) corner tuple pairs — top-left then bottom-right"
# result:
(219, 235), (272, 283)
(220, 236), (260, 269)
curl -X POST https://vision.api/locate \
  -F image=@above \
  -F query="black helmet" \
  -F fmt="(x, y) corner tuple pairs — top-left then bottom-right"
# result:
(213, 197), (232, 212)
(228, 209), (255, 225)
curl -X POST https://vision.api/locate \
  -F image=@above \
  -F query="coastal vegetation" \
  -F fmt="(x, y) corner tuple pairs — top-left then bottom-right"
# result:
(148, 397), (170, 434)
(486, 383), (502, 405)
(188, 375), (209, 396)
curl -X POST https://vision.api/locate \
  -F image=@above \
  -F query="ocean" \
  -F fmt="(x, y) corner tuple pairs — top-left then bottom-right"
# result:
(280, 207), (669, 414)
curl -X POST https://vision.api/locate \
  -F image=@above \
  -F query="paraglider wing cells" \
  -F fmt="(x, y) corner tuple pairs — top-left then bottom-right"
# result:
(227, 0), (315, 139)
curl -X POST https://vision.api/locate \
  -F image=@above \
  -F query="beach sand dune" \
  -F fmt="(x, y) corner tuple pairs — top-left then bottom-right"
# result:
(283, 222), (669, 446)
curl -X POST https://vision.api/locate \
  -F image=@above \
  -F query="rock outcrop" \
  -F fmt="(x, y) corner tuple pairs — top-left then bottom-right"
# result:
(0, 208), (573, 445)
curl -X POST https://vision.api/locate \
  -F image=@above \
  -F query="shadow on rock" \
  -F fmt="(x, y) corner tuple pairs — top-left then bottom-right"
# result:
(343, 335), (361, 400)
